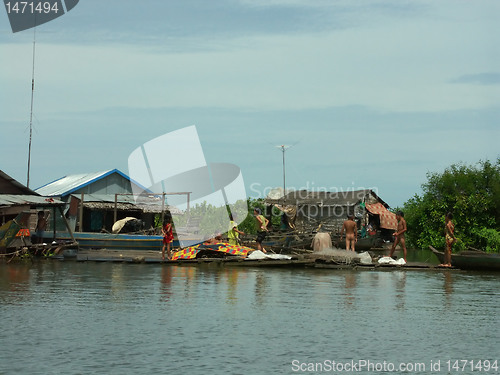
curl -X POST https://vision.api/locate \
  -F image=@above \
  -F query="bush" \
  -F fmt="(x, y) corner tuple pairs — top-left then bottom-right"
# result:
(403, 158), (500, 252)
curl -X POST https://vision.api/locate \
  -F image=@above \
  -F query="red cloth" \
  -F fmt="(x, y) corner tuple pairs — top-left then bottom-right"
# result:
(162, 224), (174, 244)
(365, 203), (398, 230)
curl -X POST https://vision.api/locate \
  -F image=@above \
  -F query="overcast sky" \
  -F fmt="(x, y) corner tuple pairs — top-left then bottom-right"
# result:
(1, 0), (499, 207)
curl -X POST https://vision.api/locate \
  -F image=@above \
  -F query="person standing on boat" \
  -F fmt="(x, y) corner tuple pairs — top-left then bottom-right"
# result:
(441, 212), (457, 267)
(340, 215), (357, 251)
(228, 214), (245, 246)
(34, 210), (49, 244)
(254, 208), (268, 253)
(388, 211), (407, 262)
(161, 217), (174, 261)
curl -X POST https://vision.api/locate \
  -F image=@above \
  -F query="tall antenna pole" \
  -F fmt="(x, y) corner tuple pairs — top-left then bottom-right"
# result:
(27, 26), (36, 188)
(281, 145), (286, 194)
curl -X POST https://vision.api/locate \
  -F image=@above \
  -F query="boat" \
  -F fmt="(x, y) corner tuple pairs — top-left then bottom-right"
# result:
(55, 231), (165, 251)
(334, 235), (382, 251)
(171, 242), (253, 260)
(429, 246), (500, 271)
(0, 212), (31, 251)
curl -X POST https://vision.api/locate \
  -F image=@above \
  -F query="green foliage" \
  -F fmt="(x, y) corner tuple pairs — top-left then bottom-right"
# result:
(238, 198), (266, 235)
(153, 215), (163, 228)
(165, 198), (264, 237)
(403, 158), (500, 252)
(471, 227), (500, 253)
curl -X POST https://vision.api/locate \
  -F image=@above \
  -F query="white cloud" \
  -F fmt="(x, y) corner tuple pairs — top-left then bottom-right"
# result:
(2, 1), (499, 120)
(2, 0), (499, 205)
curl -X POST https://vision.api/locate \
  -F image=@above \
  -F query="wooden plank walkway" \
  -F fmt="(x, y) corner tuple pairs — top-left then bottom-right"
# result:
(75, 249), (311, 267)
(73, 249), (459, 270)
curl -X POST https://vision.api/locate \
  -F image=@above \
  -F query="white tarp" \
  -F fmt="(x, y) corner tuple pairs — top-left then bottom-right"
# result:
(358, 251), (373, 265)
(378, 257), (406, 265)
(247, 250), (292, 260)
(112, 217), (137, 234)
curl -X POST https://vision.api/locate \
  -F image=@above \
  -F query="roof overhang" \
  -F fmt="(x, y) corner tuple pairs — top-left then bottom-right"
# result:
(0, 195), (65, 207)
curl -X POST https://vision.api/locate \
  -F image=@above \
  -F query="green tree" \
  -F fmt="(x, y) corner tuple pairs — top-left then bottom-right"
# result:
(238, 197), (267, 235)
(403, 158), (500, 252)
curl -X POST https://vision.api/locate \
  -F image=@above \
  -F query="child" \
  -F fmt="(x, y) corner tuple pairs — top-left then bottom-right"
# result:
(161, 217), (174, 261)
(254, 208), (269, 253)
(228, 213), (245, 246)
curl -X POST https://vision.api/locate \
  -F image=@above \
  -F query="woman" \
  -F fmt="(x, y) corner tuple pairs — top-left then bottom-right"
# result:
(442, 212), (457, 267)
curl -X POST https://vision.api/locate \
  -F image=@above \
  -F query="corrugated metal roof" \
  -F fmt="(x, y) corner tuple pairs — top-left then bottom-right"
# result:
(0, 195), (64, 206)
(74, 193), (135, 203)
(35, 169), (123, 197)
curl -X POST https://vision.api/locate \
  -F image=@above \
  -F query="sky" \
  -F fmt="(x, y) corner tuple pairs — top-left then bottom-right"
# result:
(1, 0), (499, 208)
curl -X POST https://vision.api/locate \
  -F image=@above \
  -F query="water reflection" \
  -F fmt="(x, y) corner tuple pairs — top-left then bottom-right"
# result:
(180, 266), (197, 300)
(393, 271), (407, 310)
(0, 262), (498, 375)
(343, 272), (357, 308)
(160, 266), (173, 302)
(110, 264), (126, 303)
(253, 270), (268, 307)
(442, 271), (454, 307)
(0, 264), (31, 301)
(221, 268), (239, 305)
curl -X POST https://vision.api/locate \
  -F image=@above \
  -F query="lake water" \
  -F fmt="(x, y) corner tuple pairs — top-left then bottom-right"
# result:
(1, 259), (498, 375)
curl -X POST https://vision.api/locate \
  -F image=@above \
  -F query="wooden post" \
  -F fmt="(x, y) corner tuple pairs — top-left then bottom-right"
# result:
(58, 206), (76, 244)
(114, 193), (118, 224)
(52, 207), (56, 241)
(79, 193), (84, 232)
(161, 193), (165, 225)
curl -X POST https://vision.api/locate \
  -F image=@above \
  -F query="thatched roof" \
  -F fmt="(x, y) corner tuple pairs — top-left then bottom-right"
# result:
(265, 189), (388, 208)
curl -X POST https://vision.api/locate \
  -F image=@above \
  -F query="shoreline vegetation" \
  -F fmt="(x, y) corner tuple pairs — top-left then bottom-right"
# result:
(400, 158), (500, 253)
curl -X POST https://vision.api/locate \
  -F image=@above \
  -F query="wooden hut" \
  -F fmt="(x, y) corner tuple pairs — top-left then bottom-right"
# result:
(265, 189), (397, 246)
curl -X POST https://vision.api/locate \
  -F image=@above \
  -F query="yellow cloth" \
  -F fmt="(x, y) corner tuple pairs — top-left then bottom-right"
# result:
(228, 220), (239, 242)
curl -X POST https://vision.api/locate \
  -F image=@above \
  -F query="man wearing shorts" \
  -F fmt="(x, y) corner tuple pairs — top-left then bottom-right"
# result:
(254, 208), (269, 253)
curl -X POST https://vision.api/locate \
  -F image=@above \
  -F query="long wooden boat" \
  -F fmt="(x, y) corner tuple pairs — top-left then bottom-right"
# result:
(429, 246), (500, 271)
(56, 231), (166, 251)
(260, 232), (380, 251)
(335, 236), (380, 251)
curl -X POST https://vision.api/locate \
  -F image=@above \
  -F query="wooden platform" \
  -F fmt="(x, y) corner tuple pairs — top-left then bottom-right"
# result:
(313, 260), (458, 271)
(75, 249), (310, 267)
(72, 249), (460, 271)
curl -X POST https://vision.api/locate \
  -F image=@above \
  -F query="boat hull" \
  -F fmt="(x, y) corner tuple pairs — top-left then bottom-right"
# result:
(429, 246), (500, 271)
(56, 232), (167, 251)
